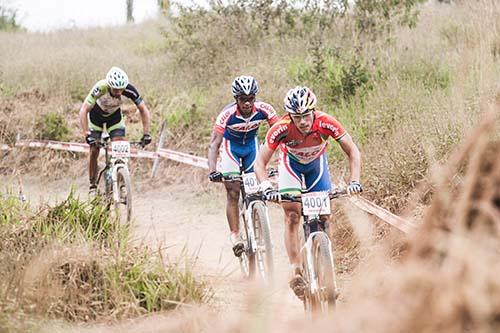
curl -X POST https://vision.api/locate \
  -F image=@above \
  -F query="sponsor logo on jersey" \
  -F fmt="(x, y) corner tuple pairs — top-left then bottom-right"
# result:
(319, 120), (340, 137)
(228, 120), (262, 132)
(91, 86), (101, 97)
(288, 143), (326, 164)
(285, 140), (302, 147)
(217, 110), (232, 127)
(258, 103), (275, 115)
(269, 124), (288, 144)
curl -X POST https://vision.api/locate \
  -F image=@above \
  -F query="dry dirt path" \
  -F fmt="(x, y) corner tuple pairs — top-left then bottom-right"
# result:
(131, 181), (305, 315)
(1, 174), (307, 320)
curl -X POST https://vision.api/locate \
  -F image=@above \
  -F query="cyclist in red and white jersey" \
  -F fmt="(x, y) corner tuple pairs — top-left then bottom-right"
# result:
(254, 86), (362, 298)
(208, 75), (278, 257)
(79, 66), (152, 196)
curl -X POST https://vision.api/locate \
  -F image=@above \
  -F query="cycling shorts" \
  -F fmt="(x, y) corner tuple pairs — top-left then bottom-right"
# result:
(278, 151), (331, 195)
(88, 104), (126, 138)
(220, 137), (259, 175)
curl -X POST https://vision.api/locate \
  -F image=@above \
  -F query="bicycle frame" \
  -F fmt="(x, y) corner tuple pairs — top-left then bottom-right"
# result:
(221, 166), (276, 280)
(281, 188), (346, 311)
(93, 131), (144, 224)
(225, 173), (269, 257)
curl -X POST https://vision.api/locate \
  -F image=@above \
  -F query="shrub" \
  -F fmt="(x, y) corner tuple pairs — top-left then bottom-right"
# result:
(34, 112), (70, 141)
(399, 60), (450, 91)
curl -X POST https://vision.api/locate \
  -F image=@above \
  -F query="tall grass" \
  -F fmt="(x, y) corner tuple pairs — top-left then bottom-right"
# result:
(0, 191), (212, 323)
(0, 1), (498, 201)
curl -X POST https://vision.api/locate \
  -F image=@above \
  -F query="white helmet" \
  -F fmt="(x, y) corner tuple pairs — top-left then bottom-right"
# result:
(284, 86), (317, 114)
(231, 75), (259, 97)
(106, 66), (129, 89)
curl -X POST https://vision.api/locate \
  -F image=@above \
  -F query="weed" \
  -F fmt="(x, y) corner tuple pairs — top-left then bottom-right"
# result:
(34, 112), (70, 142)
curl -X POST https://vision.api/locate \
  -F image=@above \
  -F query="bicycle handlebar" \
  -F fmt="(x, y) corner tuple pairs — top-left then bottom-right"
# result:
(278, 188), (348, 203)
(217, 168), (278, 183)
(92, 139), (146, 149)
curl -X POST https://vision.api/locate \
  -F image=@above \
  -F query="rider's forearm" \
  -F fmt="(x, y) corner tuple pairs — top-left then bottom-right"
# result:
(207, 145), (218, 172)
(79, 104), (90, 135)
(254, 157), (268, 182)
(348, 148), (361, 182)
(255, 146), (274, 182)
(138, 103), (151, 134)
(207, 131), (223, 172)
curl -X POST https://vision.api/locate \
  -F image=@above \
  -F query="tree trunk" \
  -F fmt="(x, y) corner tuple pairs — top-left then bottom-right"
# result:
(126, 0), (134, 22)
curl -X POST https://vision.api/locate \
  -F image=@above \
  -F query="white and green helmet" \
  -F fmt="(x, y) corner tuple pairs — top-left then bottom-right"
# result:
(106, 66), (129, 89)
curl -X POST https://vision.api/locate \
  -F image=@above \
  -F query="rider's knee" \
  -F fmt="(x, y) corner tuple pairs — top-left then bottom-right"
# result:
(285, 210), (301, 226)
(226, 189), (240, 202)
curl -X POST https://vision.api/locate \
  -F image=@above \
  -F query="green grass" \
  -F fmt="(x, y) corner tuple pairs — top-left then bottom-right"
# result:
(0, 191), (212, 323)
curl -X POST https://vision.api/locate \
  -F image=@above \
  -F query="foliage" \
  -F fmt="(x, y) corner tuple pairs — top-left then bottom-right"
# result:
(0, 191), (212, 322)
(351, 0), (426, 40)
(399, 59), (450, 91)
(289, 47), (373, 105)
(34, 112), (70, 141)
(0, 2), (21, 31)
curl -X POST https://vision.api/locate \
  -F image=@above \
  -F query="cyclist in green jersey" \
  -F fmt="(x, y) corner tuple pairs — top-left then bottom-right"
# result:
(79, 66), (152, 195)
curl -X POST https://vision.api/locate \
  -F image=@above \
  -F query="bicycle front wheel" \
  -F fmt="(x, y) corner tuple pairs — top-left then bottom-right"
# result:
(252, 201), (274, 283)
(113, 166), (132, 225)
(310, 232), (337, 313)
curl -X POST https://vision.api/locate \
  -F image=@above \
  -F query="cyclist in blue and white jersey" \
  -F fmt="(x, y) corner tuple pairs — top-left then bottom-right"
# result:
(207, 75), (278, 257)
(79, 66), (152, 195)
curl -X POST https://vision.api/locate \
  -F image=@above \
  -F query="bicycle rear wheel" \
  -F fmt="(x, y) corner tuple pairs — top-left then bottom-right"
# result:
(252, 201), (274, 283)
(310, 232), (337, 313)
(113, 166), (132, 225)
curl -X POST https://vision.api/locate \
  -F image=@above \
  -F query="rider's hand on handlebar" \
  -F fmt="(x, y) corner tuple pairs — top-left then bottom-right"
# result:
(208, 171), (223, 182)
(141, 134), (152, 146)
(259, 180), (280, 202)
(347, 181), (363, 195)
(85, 132), (97, 146)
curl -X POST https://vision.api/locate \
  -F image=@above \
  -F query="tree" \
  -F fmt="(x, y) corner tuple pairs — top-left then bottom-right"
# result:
(126, 0), (134, 22)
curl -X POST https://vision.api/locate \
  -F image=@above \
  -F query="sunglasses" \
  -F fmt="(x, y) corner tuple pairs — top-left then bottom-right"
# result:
(236, 95), (256, 104)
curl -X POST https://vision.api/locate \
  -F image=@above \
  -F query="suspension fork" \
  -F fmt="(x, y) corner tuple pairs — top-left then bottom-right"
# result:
(244, 200), (259, 254)
(302, 231), (330, 293)
(111, 162), (127, 203)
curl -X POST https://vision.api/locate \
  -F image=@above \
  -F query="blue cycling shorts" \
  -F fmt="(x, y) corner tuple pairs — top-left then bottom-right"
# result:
(220, 137), (259, 175)
(278, 151), (332, 194)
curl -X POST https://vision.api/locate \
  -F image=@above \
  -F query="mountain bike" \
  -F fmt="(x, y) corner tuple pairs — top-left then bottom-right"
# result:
(220, 168), (277, 283)
(280, 187), (348, 314)
(94, 133), (144, 225)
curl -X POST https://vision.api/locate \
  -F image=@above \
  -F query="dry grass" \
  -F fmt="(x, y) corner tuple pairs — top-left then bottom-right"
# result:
(0, 1), (500, 330)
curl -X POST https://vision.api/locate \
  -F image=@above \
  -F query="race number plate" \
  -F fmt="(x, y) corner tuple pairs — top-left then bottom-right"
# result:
(111, 140), (130, 158)
(242, 172), (259, 194)
(301, 192), (331, 216)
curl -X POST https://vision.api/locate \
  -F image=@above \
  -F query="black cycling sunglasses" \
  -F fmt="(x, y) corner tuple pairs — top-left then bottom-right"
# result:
(236, 95), (256, 103)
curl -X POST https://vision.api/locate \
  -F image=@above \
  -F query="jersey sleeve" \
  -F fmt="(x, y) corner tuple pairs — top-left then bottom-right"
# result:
(214, 109), (231, 134)
(84, 80), (107, 106)
(265, 117), (290, 150)
(123, 83), (143, 105)
(256, 101), (279, 126)
(317, 112), (347, 140)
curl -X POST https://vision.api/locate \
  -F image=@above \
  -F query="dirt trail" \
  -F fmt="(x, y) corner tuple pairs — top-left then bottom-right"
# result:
(1, 174), (306, 317)
(131, 181), (305, 314)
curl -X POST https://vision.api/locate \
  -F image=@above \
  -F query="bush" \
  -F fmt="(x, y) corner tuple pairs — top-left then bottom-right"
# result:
(34, 112), (70, 141)
(0, 3), (21, 31)
(399, 60), (450, 91)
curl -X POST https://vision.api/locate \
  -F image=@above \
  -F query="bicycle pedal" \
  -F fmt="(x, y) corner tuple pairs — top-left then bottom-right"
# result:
(289, 275), (307, 300)
(232, 243), (245, 257)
